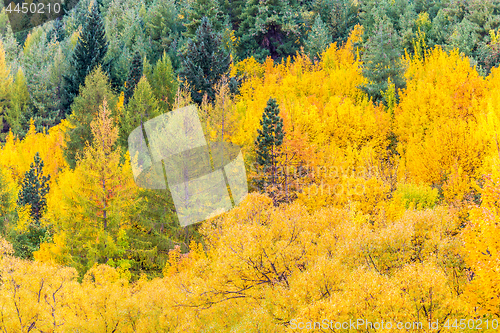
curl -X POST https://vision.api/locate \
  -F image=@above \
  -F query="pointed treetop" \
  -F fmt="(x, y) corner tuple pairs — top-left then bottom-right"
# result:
(91, 99), (118, 153)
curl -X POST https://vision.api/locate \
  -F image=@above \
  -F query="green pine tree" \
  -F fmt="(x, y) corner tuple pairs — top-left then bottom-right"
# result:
(106, 43), (130, 93)
(304, 14), (332, 62)
(13, 152), (51, 259)
(103, 0), (146, 91)
(255, 97), (285, 190)
(236, 0), (303, 62)
(46, 18), (65, 43)
(143, 56), (153, 80)
(184, 0), (225, 39)
(147, 51), (178, 112)
(17, 152), (50, 222)
(144, 0), (185, 68)
(63, 1), (110, 115)
(0, 39), (12, 142)
(124, 51), (143, 105)
(0, 8), (20, 68)
(119, 76), (161, 150)
(361, 17), (406, 104)
(64, 66), (117, 169)
(180, 16), (231, 104)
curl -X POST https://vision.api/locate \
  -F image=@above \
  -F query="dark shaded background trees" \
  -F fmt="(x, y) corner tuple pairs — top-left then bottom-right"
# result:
(124, 51), (143, 105)
(63, 1), (110, 115)
(180, 17), (231, 104)
(236, 0), (304, 62)
(145, 0), (185, 69)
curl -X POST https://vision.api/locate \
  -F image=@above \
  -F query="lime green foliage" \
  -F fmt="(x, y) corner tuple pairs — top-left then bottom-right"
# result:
(393, 183), (439, 210)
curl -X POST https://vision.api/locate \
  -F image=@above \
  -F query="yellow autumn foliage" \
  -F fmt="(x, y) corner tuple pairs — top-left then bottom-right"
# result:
(0, 193), (473, 332)
(0, 119), (69, 184)
(395, 48), (488, 193)
(462, 160), (500, 317)
(2, 26), (500, 332)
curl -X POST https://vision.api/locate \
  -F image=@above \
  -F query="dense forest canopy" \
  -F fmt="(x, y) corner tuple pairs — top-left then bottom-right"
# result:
(1, 0), (500, 331)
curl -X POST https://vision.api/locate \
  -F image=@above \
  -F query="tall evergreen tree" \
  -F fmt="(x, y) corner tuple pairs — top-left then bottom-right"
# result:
(64, 66), (117, 169)
(304, 14), (332, 62)
(103, 0), (147, 91)
(180, 17), (231, 104)
(106, 43), (131, 92)
(13, 152), (51, 259)
(361, 17), (406, 104)
(255, 97), (285, 190)
(147, 51), (178, 112)
(17, 152), (51, 222)
(313, 0), (359, 45)
(124, 51), (143, 105)
(63, 0), (110, 115)
(119, 76), (161, 150)
(46, 18), (65, 43)
(0, 8), (20, 69)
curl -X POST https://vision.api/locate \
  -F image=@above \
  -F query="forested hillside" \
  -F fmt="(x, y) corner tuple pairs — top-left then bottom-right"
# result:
(1, 0), (500, 331)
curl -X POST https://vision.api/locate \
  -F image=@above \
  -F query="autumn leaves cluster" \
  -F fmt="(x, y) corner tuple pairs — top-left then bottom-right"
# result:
(1, 27), (500, 331)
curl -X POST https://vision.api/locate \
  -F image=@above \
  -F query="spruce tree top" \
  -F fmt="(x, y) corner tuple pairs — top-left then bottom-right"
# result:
(71, 1), (108, 80)
(124, 51), (143, 105)
(180, 16), (231, 104)
(255, 97), (285, 167)
(17, 152), (50, 223)
(361, 17), (406, 103)
(63, 1), (109, 114)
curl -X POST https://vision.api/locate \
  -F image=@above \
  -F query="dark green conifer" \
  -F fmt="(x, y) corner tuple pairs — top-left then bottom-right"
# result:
(361, 17), (406, 104)
(63, 1), (110, 115)
(255, 97), (285, 190)
(13, 152), (51, 259)
(218, 0), (246, 31)
(145, 0), (184, 68)
(46, 18), (65, 43)
(17, 152), (50, 222)
(313, 0), (359, 46)
(124, 51), (143, 105)
(304, 14), (332, 62)
(180, 17), (231, 104)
